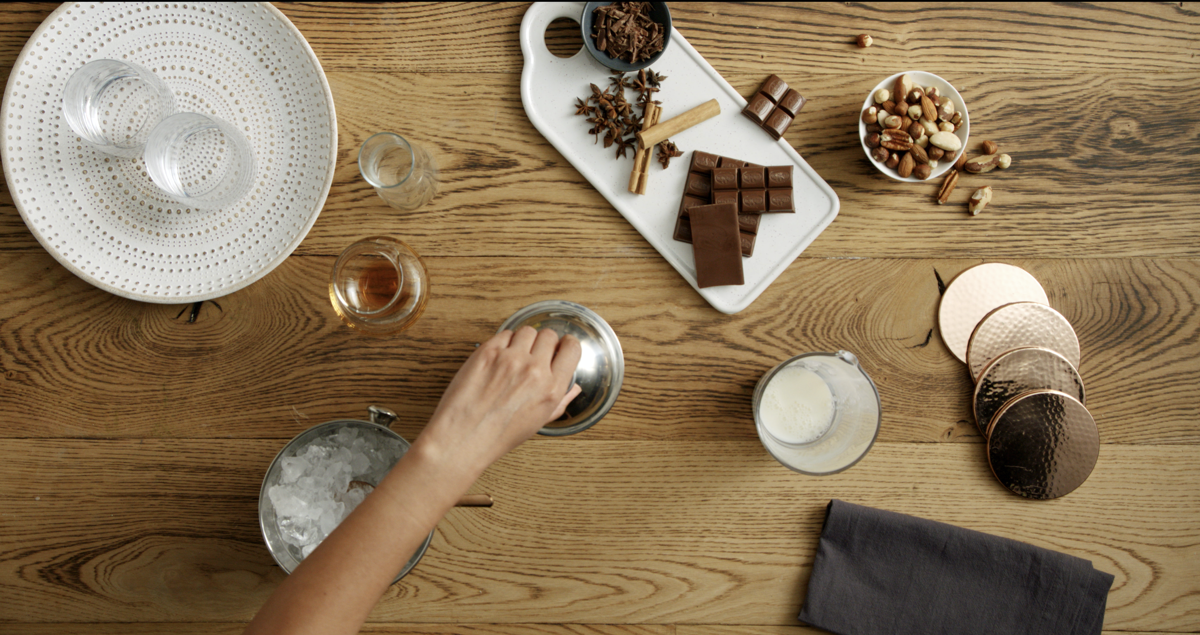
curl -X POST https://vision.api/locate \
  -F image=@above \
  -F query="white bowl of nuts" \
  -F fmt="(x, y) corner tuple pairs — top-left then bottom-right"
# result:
(860, 71), (969, 182)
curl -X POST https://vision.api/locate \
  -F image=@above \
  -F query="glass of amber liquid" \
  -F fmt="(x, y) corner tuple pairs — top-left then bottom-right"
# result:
(329, 236), (429, 336)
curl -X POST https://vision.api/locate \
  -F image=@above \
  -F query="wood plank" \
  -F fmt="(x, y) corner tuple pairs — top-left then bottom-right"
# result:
(0, 441), (1195, 629)
(1, 252), (1196, 444)
(1, 3), (1196, 75)
(0, 626), (671, 635)
(2, 71), (1199, 259)
(678, 627), (1168, 635)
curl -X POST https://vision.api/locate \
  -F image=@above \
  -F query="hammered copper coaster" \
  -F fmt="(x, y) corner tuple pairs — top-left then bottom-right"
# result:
(987, 390), (1099, 500)
(974, 347), (1085, 437)
(967, 302), (1081, 383)
(938, 263), (1049, 363)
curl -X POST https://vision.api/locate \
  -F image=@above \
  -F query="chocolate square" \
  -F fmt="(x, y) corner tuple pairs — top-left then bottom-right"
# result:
(766, 165), (793, 188)
(767, 188), (794, 213)
(738, 212), (761, 234)
(674, 213), (693, 243)
(764, 109), (793, 140)
(685, 171), (712, 198)
(742, 93), (775, 125)
(739, 167), (766, 189)
(690, 151), (721, 172)
(678, 194), (708, 217)
(712, 190), (739, 209)
(760, 75), (788, 103)
(778, 89), (806, 117)
(689, 203), (744, 288)
(740, 232), (757, 258)
(741, 189), (767, 213)
(711, 167), (739, 190)
(717, 157), (748, 168)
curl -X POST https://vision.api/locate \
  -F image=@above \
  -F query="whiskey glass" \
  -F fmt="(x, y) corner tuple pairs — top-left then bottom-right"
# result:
(358, 133), (439, 210)
(329, 236), (429, 336)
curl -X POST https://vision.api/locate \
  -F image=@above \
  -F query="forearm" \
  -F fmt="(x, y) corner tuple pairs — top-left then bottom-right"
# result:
(243, 435), (477, 635)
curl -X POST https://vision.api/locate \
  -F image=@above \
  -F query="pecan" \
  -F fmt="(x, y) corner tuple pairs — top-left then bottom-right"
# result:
(879, 130), (914, 152)
(936, 169), (959, 204)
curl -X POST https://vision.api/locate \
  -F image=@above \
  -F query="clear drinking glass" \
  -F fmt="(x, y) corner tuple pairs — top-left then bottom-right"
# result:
(753, 351), (882, 476)
(143, 112), (256, 210)
(358, 133), (439, 210)
(62, 59), (175, 158)
(329, 236), (429, 336)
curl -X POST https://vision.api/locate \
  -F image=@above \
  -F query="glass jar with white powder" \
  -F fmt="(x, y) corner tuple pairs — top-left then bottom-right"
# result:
(753, 351), (882, 475)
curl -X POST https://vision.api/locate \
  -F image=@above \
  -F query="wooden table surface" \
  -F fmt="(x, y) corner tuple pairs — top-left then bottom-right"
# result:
(2, 2), (1198, 634)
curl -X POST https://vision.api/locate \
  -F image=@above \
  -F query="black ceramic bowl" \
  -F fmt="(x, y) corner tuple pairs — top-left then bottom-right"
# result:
(581, 2), (672, 72)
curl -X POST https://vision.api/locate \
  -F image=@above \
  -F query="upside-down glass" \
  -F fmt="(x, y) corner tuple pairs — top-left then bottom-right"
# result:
(62, 59), (176, 158)
(143, 112), (256, 209)
(358, 133), (439, 210)
(329, 236), (429, 336)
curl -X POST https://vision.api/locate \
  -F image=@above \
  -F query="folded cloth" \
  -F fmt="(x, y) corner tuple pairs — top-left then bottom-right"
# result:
(798, 500), (1113, 635)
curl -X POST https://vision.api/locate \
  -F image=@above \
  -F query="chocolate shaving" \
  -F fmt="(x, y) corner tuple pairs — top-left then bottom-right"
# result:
(590, 2), (665, 64)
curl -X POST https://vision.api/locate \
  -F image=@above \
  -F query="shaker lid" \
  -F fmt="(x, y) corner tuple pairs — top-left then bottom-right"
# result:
(497, 300), (624, 436)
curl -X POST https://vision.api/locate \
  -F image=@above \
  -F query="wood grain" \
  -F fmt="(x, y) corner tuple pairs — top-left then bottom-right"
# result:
(3, 627), (671, 635)
(0, 252), (1196, 444)
(0, 441), (1196, 630)
(2, 70), (1199, 259)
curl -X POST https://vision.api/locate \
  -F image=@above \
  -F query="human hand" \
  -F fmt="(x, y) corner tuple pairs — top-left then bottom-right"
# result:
(412, 326), (582, 482)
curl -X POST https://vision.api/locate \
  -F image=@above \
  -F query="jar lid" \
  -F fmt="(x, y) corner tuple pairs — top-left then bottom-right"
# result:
(987, 391), (1099, 500)
(497, 301), (624, 436)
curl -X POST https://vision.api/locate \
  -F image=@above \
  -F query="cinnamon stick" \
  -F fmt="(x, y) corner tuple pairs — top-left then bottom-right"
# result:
(628, 102), (661, 194)
(636, 99), (720, 148)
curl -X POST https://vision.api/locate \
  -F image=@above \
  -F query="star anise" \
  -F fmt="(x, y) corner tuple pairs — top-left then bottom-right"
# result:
(656, 140), (683, 169)
(575, 97), (593, 116)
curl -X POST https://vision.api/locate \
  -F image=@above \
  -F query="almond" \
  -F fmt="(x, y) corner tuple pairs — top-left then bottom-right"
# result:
(897, 151), (915, 178)
(909, 143), (929, 165)
(920, 94), (937, 123)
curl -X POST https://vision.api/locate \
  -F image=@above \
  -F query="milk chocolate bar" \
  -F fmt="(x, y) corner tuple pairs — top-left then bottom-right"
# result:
(688, 203), (744, 288)
(742, 75), (806, 139)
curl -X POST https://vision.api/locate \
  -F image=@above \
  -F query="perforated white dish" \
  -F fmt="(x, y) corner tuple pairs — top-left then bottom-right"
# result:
(1, 2), (337, 303)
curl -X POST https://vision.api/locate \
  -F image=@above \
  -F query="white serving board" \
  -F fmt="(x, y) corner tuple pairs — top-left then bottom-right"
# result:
(519, 2), (839, 314)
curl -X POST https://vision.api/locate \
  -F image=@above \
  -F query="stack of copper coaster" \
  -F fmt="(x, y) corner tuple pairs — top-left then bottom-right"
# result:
(938, 263), (1098, 500)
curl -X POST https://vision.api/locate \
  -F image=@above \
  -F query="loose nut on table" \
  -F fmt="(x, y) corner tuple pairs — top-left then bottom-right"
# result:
(913, 162), (933, 180)
(880, 129), (914, 151)
(871, 146), (890, 163)
(898, 151), (915, 178)
(969, 186), (993, 215)
(930, 130), (962, 152)
(865, 132), (882, 148)
(874, 88), (890, 104)
(909, 143), (929, 164)
(937, 169), (959, 204)
(885, 153), (900, 169)
(964, 154), (1002, 174)
(862, 106), (878, 124)
(981, 140), (999, 155)
(998, 153), (1013, 169)
(857, 33), (873, 48)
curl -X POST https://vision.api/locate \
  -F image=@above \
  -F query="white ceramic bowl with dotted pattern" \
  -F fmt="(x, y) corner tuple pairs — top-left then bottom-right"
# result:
(1, 2), (337, 302)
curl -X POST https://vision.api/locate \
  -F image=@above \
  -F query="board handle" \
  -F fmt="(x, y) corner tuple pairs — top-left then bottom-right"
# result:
(519, 2), (586, 66)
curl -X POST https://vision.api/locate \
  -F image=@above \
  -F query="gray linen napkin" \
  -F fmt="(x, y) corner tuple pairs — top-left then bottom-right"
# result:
(798, 500), (1113, 635)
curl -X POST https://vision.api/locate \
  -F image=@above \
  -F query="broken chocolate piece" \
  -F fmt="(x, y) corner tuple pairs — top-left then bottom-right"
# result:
(742, 93), (774, 125)
(688, 203), (744, 288)
(760, 75), (788, 102)
(778, 89), (806, 117)
(764, 109), (793, 140)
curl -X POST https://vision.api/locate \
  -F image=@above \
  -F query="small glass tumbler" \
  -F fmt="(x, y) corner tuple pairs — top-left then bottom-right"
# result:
(143, 112), (256, 210)
(329, 236), (429, 336)
(753, 351), (882, 476)
(62, 59), (175, 158)
(358, 133), (439, 210)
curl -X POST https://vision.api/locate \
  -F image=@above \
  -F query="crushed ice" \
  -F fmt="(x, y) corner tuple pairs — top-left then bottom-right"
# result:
(268, 424), (407, 560)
